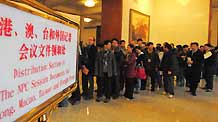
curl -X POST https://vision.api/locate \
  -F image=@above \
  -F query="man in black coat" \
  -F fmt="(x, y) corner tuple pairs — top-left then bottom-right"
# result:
(160, 43), (178, 98)
(203, 44), (216, 92)
(186, 42), (204, 96)
(81, 37), (97, 100)
(111, 38), (125, 99)
(144, 42), (160, 91)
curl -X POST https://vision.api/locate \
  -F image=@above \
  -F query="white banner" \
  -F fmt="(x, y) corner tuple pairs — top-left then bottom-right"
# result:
(0, 3), (77, 122)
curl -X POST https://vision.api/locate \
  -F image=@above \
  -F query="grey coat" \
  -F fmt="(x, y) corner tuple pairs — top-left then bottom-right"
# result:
(95, 49), (118, 78)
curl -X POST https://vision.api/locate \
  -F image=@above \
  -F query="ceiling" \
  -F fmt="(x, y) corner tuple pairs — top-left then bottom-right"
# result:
(37, 0), (102, 22)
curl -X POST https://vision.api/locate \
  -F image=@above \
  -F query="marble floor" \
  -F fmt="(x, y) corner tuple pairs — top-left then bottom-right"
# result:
(50, 79), (218, 122)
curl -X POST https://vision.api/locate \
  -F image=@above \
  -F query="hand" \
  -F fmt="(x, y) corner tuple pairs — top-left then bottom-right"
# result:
(181, 56), (186, 59)
(187, 60), (193, 64)
(168, 71), (172, 75)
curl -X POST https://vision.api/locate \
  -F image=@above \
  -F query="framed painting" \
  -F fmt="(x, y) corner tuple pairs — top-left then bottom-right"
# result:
(129, 9), (150, 42)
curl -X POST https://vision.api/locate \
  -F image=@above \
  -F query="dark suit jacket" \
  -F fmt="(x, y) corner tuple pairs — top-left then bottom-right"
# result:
(82, 44), (97, 75)
(160, 50), (178, 76)
(186, 49), (204, 81)
(204, 50), (217, 76)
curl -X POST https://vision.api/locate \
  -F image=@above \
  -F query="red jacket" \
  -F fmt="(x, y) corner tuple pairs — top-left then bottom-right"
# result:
(125, 53), (137, 78)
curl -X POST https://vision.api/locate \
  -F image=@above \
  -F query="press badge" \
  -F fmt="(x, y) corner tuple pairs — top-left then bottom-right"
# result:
(148, 59), (151, 62)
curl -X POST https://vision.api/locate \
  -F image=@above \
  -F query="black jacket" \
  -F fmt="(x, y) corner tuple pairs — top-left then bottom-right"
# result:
(113, 47), (125, 75)
(144, 50), (160, 72)
(186, 49), (204, 81)
(160, 50), (178, 76)
(136, 52), (146, 67)
(204, 50), (217, 75)
(82, 44), (97, 74)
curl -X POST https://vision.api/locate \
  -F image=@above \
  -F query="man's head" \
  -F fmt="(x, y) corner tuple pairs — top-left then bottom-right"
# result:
(135, 46), (142, 54)
(137, 38), (143, 46)
(88, 37), (95, 45)
(147, 42), (154, 50)
(190, 42), (199, 52)
(111, 38), (119, 48)
(104, 40), (112, 50)
(163, 42), (172, 52)
(127, 44), (134, 53)
(156, 43), (161, 48)
(120, 40), (126, 48)
(204, 44), (213, 51)
(183, 45), (189, 52)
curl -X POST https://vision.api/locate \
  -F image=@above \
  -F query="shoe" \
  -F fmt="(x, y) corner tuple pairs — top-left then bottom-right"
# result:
(205, 89), (212, 92)
(103, 98), (110, 103)
(96, 97), (103, 102)
(162, 91), (167, 95)
(112, 96), (119, 100)
(185, 90), (191, 92)
(168, 94), (174, 98)
(126, 98), (133, 101)
(191, 92), (197, 96)
(126, 97), (134, 101)
(151, 89), (155, 92)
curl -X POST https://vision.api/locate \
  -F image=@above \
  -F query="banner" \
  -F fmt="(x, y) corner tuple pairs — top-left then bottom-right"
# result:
(0, 3), (77, 122)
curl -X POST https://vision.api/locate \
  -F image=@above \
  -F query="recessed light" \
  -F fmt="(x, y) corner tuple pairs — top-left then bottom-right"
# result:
(84, 18), (92, 22)
(84, 0), (95, 7)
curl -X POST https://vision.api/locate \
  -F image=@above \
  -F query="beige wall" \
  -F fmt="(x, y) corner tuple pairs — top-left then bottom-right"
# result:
(151, 0), (210, 46)
(121, 0), (154, 42)
(122, 0), (210, 46)
(80, 28), (97, 45)
(211, 8), (218, 46)
(80, 19), (98, 45)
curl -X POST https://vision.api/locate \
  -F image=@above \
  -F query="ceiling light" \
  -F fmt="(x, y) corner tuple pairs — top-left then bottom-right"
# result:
(84, 0), (95, 7)
(84, 18), (92, 22)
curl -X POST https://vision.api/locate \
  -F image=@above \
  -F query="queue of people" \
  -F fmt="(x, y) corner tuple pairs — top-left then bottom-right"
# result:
(67, 37), (218, 105)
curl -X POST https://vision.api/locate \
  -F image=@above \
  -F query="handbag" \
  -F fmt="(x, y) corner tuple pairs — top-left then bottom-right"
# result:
(136, 63), (147, 79)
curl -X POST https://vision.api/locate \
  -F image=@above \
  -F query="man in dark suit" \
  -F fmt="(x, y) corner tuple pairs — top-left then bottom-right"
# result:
(186, 42), (204, 96)
(203, 44), (216, 92)
(111, 38), (125, 99)
(81, 37), (97, 100)
(144, 42), (160, 91)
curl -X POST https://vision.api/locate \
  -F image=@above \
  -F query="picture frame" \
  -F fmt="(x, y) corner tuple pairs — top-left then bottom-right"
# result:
(129, 9), (150, 42)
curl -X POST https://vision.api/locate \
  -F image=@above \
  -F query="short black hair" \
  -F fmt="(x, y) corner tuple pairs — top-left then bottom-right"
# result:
(111, 38), (119, 43)
(164, 42), (172, 50)
(135, 46), (141, 50)
(176, 45), (182, 49)
(191, 42), (199, 46)
(128, 44), (135, 49)
(104, 40), (111, 45)
(183, 45), (188, 48)
(204, 43), (213, 48)
(120, 40), (125, 44)
(137, 38), (143, 42)
(156, 43), (161, 46)
(147, 42), (154, 46)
